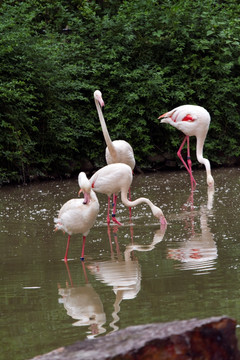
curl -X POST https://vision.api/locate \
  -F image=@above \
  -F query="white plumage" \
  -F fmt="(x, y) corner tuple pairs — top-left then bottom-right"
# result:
(94, 90), (135, 170)
(55, 172), (99, 261)
(159, 104), (214, 187)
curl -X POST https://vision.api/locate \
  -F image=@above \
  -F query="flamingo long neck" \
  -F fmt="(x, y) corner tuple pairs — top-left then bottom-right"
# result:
(196, 135), (213, 185)
(95, 98), (116, 156)
(121, 190), (155, 213)
(90, 189), (98, 204)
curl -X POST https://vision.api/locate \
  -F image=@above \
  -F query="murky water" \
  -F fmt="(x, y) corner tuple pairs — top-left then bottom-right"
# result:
(1, 167), (240, 360)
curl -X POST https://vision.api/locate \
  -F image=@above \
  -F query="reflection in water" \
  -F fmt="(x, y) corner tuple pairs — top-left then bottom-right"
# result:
(88, 224), (167, 332)
(58, 262), (106, 338)
(168, 187), (217, 274)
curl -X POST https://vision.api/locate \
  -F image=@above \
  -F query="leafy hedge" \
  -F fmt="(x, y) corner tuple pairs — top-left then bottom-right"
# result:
(1, 0), (240, 184)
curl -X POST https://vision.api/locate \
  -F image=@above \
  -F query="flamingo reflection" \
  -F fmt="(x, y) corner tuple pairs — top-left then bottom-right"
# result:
(167, 187), (217, 274)
(58, 261), (106, 338)
(88, 224), (167, 332)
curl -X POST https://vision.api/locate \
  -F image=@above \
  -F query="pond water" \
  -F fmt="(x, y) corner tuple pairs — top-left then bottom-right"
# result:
(1, 167), (240, 360)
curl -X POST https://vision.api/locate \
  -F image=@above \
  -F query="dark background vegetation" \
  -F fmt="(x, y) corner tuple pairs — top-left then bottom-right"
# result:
(1, 0), (240, 185)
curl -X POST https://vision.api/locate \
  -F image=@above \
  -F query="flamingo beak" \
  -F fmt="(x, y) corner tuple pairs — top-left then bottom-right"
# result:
(158, 112), (168, 119)
(98, 96), (104, 107)
(83, 192), (90, 205)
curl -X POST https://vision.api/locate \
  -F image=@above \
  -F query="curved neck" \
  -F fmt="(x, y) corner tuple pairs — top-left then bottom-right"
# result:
(95, 98), (116, 155)
(121, 191), (154, 212)
(90, 189), (98, 204)
(196, 136), (212, 180)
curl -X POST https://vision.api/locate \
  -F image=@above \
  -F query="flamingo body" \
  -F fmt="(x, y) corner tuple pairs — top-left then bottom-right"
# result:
(105, 139), (135, 170)
(89, 163), (132, 198)
(55, 172), (99, 261)
(55, 198), (98, 236)
(159, 105), (214, 187)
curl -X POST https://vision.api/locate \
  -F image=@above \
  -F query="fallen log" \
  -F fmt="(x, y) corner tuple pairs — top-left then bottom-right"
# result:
(31, 316), (240, 360)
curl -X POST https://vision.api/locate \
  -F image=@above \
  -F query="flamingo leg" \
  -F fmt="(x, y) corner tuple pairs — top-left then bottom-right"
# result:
(64, 234), (71, 262)
(186, 136), (197, 190)
(80, 235), (86, 261)
(112, 194), (117, 216)
(112, 194), (122, 226)
(177, 136), (196, 189)
(112, 215), (122, 226)
(107, 197), (111, 225)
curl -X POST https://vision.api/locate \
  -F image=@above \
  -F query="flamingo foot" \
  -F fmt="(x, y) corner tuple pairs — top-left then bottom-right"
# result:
(112, 214), (122, 226)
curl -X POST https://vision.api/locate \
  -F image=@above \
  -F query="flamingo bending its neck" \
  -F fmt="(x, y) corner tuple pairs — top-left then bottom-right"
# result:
(55, 172), (99, 261)
(94, 90), (135, 219)
(159, 105), (214, 188)
(79, 163), (167, 226)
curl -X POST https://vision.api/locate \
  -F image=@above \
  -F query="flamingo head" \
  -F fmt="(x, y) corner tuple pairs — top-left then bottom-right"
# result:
(78, 172), (92, 204)
(158, 112), (173, 124)
(94, 90), (104, 107)
(152, 205), (167, 226)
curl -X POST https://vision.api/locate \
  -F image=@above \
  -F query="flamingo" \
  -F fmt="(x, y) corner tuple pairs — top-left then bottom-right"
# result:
(94, 90), (135, 218)
(79, 163), (167, 226)
(54, 172), (99, 261)
(159, 105), (214, 188)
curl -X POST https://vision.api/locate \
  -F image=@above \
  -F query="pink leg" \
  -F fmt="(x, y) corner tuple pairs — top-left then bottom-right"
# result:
(177, 136), (196, 188)
(81, 235), (86, 261)
(64, 235), (71, 262)
(112, 194), (122, 226)
(186, 136), (196, 190)
(107, 197), (111, 225)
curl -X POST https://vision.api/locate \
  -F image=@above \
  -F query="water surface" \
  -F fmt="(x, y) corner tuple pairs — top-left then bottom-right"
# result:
(1, 167), (240, 359)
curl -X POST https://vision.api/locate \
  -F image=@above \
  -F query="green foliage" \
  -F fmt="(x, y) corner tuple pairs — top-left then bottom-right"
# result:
(0, 0), (240, 184)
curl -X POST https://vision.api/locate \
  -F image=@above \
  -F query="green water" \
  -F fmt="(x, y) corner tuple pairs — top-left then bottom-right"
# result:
(1, 167), (240, 359)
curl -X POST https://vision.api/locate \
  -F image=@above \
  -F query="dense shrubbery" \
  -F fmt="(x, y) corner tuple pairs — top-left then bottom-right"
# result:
(1, 0), (240, 184)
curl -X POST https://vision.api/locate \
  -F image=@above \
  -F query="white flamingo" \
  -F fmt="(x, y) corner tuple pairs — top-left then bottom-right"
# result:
(94, 90), (135, 218)
(55, 172), (99, 261)
(79, 163), (167, 226)
(159, 105), (214, 188)
(94, 90), (136, 169)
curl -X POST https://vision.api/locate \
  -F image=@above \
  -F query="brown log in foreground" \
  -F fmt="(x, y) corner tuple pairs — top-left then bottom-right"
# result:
(31, 316), (240, 360)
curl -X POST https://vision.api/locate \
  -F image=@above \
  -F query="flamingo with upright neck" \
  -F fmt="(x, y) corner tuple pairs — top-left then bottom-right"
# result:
(159, 105), (214, 188)
(94, 90), (135, 221)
